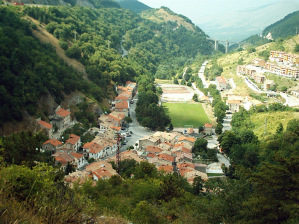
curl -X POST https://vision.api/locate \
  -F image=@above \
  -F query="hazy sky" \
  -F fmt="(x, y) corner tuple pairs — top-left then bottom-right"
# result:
(138, 0), (285, 24)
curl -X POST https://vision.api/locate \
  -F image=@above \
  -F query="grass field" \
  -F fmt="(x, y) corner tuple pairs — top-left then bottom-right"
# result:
(163, 103), (210, 127)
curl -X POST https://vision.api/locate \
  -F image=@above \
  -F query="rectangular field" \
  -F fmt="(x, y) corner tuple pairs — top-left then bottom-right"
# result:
(163, 103), (210, 127)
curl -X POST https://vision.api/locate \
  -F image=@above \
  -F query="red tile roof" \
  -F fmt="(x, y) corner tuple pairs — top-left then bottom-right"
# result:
(146, 145), (162, 153)
(178, 136), (196, 143)
(115, 94), (129, 101)
(71, 152), (84, 159)
(177, 162), (195, 170)
(52, 152), (74, 165)
(83, 142), (104, 154)
(216, 76), (226, 83)
(204, 123), (213, 128)
(66, 134), (80, 145)
(115, 101), (129, 109)
(92, 168), (117, 180)
(159, 165), (173, 172)
(158, 153), (174, 162)
(126, 81), (136, 85)
(147, 153), (156, 158)
(56, 108), (71, 117)
(43, 139), (62, 147)
(111, 126), (121, 131)
(38, 120), (53, 129)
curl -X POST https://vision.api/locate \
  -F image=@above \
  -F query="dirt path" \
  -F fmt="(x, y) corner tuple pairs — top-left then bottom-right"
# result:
(202, 103), (217, 127)
(25, 16), (88, 80)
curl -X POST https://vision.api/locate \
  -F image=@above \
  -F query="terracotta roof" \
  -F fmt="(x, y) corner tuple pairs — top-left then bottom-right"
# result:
(86, 161), (112, 172)
(92, 168), (118, 180)
(178, 136), (196, 143)
(204, 123), (213, 128)
(115, 94), (129, 101)
(146, 145), (162, 153)
(43, 139), (62, 146)
(66, 134), (80, 145)
(126, 81), (136, 85)
(52, 152), (74, 165)
(177, 162), (195, 170)
(216, 76), (226, 83)
(115, 101), (129, 109)
(38, 120), (53, 129)
(111, 126), (121, 131)
(70, 152), (84, 159)
(56, 108), (71, 117)
(158, 153), (174, 162)
(159, 165), (173, 172)
(147, 153), (157, 158)
(83, 142), (105, 154)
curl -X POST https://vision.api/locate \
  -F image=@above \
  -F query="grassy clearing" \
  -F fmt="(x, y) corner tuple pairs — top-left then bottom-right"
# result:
(155, 79), (173, 84)
(163, 103), (210, 127)
(250, 111), (299, 139)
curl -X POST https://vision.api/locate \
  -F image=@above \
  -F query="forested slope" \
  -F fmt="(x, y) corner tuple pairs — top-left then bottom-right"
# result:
(0, 7), (104, 125)
(0, 5), (213, 128)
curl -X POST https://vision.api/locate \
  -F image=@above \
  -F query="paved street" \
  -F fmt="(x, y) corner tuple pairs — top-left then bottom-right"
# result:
(121, 94), (153, 151)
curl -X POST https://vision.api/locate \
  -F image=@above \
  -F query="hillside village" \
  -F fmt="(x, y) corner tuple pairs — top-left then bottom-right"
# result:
(0, 3), (298, 223)
(38, 79), (215, 185)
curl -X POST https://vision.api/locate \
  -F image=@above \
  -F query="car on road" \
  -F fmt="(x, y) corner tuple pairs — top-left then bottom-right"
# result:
(130, 100), (134, 104)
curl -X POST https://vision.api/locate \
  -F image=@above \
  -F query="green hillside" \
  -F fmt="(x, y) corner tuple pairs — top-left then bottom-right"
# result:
(116, 0), (150, 13)
(262, 10), (299, 40)
(0, 5), (213, 128)
(0, 7), (104, 125)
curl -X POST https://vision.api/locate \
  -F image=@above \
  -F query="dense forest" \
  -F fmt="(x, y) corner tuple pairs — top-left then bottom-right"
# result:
(0, 7), (105, 124)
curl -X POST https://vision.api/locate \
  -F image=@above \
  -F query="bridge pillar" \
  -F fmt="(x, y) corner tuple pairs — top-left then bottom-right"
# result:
(214, 40), (218, 51)
(225, 41), (229, 54)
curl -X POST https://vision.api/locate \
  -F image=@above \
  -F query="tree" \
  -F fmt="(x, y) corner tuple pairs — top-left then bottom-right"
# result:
(276, 123), (284, 135)
(241, 155), (299, 223)
(193, 93), (198, 102)
(215, 123), (223, 135)
(286, 118), (299, 136)
(193, 138), (208, 154)
(218, 131), (239, 154)
(181, 79), (186, 85)
(192, 176), (204, 195)
(124, 116), (133, 123)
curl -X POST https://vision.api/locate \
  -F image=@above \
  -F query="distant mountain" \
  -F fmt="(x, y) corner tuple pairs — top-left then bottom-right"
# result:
(239, 10), (299, 47)
(199, 0), (299, 42)
(115, 0), (151, 13)
(3, 0), (120, 8)
(262, 10), (299, 40)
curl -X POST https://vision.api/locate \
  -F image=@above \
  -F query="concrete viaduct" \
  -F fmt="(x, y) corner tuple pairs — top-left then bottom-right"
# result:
(207, 38), (245, 54)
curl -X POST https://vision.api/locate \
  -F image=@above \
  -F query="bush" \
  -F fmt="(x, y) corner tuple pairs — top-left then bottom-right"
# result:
(59, 40), (68, 50)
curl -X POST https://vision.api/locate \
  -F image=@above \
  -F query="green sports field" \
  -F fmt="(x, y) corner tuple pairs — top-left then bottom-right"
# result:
(163, 103), (210, 127)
